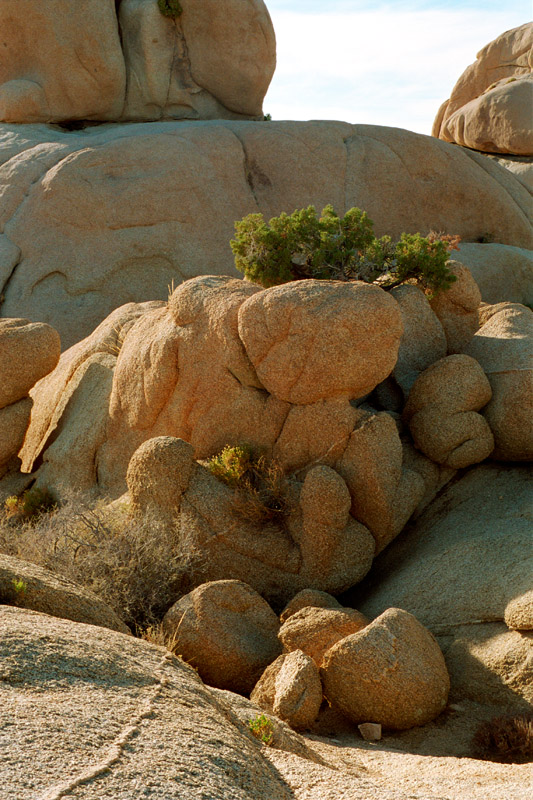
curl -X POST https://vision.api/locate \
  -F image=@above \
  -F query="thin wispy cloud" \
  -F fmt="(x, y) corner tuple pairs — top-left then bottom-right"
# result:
(264, 1), (531, 133)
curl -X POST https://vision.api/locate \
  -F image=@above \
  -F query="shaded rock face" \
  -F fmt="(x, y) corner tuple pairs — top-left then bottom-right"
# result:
(433, 23), (533, 155)
(0, 0), (275, 124)
(0, 121), (531, 349)
(250, 650), (323, 730)
(356, 464), (533, 713)
(0, 606), (293, 800)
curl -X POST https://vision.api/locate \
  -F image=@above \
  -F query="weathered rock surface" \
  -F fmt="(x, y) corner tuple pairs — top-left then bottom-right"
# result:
(0, 606), (294, 799)
(403, 354), (494, 468)
(251, 650), (323, 730)
(0, 0), (275, 124)
(278, 606), (368, 666)
(0, 397), (32, 477)
(428, 262), (481, 353)
(321, 608), (450, 730)
(433, 23), (533, 154)
(0, 318), (60, 408)
(280, 589), (343, 623)
(1, 121), (531, 347)
(464, 304), (533, 460)
(0, 553), (130, 634)
(505, 590), (533, 631)
(456, 242), (533, 307)
(162, 580), (282, 693)
(357, 464), (533, 711)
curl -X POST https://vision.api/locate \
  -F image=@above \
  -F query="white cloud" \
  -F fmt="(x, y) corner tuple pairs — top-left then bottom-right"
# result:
(264, 9), (531, 133)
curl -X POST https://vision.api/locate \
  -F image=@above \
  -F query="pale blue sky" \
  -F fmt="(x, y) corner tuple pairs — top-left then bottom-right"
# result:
(263, 1), (532, 133)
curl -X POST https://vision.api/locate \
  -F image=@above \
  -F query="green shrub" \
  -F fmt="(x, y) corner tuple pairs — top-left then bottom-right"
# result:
(158, 0), (183, 18)
(472, 714), (533, 763)
(4, 486), (58, 522)
(206, 445), (291, 525)
(248, 713), (274, 745)
(230, 205), (459, 296)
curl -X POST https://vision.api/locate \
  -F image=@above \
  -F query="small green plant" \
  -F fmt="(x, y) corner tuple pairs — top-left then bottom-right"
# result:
(471, 714), (533, 763)
(158, 0), (183, 17)
(12, 578), (28, 604)
(263, 113), (272, 121)
(230, 205), (459, 296)
(207, 445), (291, 525)
(248, 713), (274, 745)
(4, 487), (58, 522)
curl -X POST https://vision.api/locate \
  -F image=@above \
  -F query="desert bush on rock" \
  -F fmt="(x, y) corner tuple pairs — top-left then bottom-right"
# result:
(0, 493), (199, 632)
(472, 714), (533, 763)
(231, 204), (459, 296)
(207, 445), (293, 525)
(158, 0), (183, 17)
(4, 486), (58, 523)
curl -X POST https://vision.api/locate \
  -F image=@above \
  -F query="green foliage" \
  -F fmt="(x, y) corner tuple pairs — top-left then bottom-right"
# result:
(248, 713), (274, 745)
(206, 445), (291, 525)
(263, 113), (272, 121)
(4, 487), (58, 522)
(231, 205), (459, 296)
(158, 0), (183, 18)
(12, 579), (28, 604)
(472, 714), (533, 764)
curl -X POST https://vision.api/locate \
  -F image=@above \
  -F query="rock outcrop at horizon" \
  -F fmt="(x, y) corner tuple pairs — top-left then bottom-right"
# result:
(0, 0), (276, 124)
(432, 23), (533, 156)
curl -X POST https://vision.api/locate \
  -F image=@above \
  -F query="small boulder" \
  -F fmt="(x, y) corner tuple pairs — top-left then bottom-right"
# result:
(428, 261), (481, 353)
(127, 436), (195, 515)
(403, 354), (494, 468)
(251, 649), (323, 731)
(0, 318), (60, 409)
(505, 591), (533, 631)
(358, 722), (382, 741)
(162, 580), (281, 694)
(279, 606), (369, 667)
(280, 589), (343, 624)
(321, 608), (450, 730)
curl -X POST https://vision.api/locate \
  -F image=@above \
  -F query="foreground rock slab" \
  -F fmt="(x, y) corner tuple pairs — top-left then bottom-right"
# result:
(0, 606), (293, 800)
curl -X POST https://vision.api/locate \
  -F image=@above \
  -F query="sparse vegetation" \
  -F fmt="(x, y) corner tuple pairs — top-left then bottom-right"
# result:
(471, 714), (533, 764)
(206, 445), (292, 525)
(158, 0), (183, 18)
(0, 493), (200, 632)
(4, 486), (58, 523)
(248, 713), (274, 745)
(231, 205), (459, 296)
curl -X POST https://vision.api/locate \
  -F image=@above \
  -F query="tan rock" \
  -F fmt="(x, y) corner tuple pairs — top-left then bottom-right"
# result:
(357, 463), (533, 712)
(429, 262), (481, 353)
(2, 121), (532, 348)
(504, 590), (533, 631)
(278, 606), (369, 667)
(280, 590), (343, 624)
(358, 722), (382, 741)
(321, 608), (450, 730)
(119, 0), (276, 121)
(390, 285), (447, 396)
(0, 318), (60, 408)
(0, 606), (293, 799)
(127, 436), (195, 516)
(238, 280), (403, 405)
(455, 242), (533, 307)
(488, 153), (533, 192)
(441, 74), (533, 155)
(433, 23), (533, 152)
(0, 397), (32, 476)
(251, 650), (323, 730)
(338, 411), (425, 553)
(162, 580), (281, 694)
(403, 355), (494, 469)
(0, 0), (126, 123)
(463, 304), (533, 460)
(0, 553), (130, 634)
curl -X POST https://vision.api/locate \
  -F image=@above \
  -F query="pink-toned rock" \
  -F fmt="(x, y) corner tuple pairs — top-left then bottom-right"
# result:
(238, 280), (403, 405)
(278, 606), (369, 667)
(251, 649), (323, 730)
(403, 355), (494, 469)
(321, 608), (450, 730)
(428, 262), (481, 353)
(162, 580), (281, 694)
(0, 318), (60, 409)
(463, 304), (533, 460)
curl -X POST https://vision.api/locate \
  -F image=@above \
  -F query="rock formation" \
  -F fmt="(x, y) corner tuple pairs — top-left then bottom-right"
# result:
(433, 23), (533, 156)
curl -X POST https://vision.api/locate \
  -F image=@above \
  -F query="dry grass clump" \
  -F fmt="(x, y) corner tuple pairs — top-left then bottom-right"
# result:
(0, 491), (201, 633)
(206, 445), (293, 526)
(471, 713), (533, 764)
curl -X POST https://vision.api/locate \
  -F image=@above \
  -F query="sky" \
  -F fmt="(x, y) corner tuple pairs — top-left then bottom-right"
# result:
(263, 0), (532, 135)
